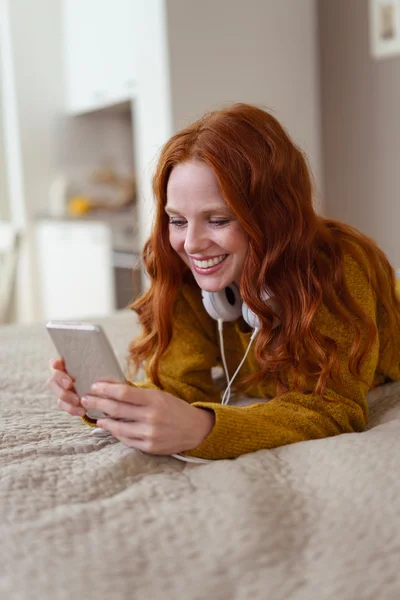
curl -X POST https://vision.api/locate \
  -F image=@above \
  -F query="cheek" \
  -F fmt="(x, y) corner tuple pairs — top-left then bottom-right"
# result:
(168, 228), (185, 254)
(224, 226), (248, 255)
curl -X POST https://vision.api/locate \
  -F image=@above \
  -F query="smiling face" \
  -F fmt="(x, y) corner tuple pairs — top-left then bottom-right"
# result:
(165, 160), (248, 292)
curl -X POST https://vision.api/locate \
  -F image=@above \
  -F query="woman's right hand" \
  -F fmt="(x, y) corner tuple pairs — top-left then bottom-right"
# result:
(45, 358), (86, 417)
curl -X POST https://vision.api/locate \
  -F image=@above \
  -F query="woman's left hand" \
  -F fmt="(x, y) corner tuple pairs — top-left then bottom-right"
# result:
(81, 382), (215, 455)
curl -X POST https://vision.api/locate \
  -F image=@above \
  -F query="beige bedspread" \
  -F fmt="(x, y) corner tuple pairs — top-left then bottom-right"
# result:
(1, 310), (400, 600)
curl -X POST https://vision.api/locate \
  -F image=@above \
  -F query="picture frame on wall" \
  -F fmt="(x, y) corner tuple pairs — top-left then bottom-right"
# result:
(369, 0), (400, 58)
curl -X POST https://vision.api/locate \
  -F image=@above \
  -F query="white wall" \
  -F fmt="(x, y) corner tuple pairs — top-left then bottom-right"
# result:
(166, 0), (323, 207)
(0, 0), (66, 322)
(8, 0), (65, 218)
(319, 0), (400, 266)
(0, 51), (9, 221)
(131, 0), (173, 249)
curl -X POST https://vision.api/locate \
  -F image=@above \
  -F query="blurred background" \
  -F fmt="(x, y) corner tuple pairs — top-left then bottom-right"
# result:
(1, 0), (399, 325)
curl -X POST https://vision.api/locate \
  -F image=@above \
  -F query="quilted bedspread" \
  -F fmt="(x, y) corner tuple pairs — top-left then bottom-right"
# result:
(1, 309), (400, 600)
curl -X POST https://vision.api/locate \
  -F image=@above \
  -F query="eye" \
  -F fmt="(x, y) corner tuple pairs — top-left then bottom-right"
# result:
(209, 219), (230, 227)
(169, 218), (187, 228)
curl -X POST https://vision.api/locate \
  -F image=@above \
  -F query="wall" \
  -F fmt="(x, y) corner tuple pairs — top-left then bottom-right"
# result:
(319, 0), (400, 266)
(0, 52), (9, 221)
(1, 0), (66, 322)
(130, 0), (173, 250)
(8, 0), (65, 219)
(166, 0), (323, 206)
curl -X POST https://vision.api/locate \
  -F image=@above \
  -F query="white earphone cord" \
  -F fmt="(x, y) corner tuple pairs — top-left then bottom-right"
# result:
(221, 326), (258, 405)
(218, 319), (232, 405)
(171, 321), (258, 464)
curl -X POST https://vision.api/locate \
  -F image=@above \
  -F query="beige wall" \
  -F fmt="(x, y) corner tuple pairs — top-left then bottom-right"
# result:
(4, 0), (65, 322)
(8, 0), (65, 219)
(166, 0), (323, 207)
(319, 0), (400, 266)
(0, 55), (8, 221)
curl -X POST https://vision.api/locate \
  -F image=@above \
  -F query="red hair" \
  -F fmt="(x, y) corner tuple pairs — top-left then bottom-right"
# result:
(129, 103), (400, 395)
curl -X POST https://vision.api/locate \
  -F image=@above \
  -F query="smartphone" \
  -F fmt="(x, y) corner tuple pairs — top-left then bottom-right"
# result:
(46, 321), (125, 420)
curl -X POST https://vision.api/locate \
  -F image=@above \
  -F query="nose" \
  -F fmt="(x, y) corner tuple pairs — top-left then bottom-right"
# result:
(184, 222), (210, 256)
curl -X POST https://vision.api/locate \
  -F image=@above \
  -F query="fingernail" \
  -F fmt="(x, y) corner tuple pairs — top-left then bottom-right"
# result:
(81, 397), (89, 407)
(77, 408), (86, 417)
(61, 377), (70, 389)
(91, 383), (101, 392)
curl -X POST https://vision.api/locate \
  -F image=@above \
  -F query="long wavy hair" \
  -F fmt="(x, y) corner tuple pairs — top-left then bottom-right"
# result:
(129, 103), (400, 396)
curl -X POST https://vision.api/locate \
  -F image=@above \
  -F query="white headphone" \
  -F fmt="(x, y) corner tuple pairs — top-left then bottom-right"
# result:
(201, 282), (279, 330)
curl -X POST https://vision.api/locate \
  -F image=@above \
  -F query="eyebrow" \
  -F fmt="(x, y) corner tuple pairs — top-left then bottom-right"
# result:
(164, 205), (233, 215)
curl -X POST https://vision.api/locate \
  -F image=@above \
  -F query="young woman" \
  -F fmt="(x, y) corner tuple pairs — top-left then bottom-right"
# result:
(46, 103), (400, 461)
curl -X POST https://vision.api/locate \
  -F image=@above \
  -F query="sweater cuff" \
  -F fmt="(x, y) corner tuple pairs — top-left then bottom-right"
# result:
(183, 402), (255, 460)
(81, 414), (98, 428)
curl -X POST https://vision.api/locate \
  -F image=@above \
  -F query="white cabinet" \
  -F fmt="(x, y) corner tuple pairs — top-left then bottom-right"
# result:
(36, 220), (116, 320)
(62, 0), (137, 114)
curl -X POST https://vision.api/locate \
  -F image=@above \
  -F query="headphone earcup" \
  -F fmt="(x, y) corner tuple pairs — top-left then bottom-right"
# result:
(241, 304), (261, 329)
(202, 283), (243, 322)
(242, 292), (280, 330)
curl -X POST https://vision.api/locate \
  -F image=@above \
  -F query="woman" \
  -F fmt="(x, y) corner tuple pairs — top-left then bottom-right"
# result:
(46, 103), (400, 461)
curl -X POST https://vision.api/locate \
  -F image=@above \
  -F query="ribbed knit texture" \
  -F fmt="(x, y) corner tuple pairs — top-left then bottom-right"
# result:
(83, 252), (400, 460)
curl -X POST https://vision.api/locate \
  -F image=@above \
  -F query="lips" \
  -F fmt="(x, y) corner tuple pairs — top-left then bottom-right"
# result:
(190, 254), (228, 275)
(192, 254), (227, 269)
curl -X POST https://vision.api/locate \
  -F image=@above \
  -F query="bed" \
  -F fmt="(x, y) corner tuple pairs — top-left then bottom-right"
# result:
(1, 309), (400, 599)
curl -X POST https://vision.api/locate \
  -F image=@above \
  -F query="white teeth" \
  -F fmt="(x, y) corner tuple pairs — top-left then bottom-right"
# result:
(193, 254), (226, 269)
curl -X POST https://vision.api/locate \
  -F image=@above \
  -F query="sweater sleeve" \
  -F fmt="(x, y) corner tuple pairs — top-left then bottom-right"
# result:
(185, 254), (384, 460)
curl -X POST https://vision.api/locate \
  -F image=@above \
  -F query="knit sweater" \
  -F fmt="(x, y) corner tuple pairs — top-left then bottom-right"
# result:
(85, 253), (400, 460)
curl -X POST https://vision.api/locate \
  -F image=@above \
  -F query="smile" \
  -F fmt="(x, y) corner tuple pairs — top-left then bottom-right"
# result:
(192, 254), (227, 269)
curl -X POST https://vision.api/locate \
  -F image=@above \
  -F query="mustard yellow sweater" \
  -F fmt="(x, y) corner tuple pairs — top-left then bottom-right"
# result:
(85, 254), (400, 460)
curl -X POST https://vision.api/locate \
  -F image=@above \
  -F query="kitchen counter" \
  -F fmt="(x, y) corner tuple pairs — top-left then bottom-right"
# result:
(36, 209), (140, 254)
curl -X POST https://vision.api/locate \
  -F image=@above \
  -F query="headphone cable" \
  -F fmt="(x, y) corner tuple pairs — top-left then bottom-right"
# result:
(171, 323), (259, 464)
(217, 319), (232, 405)
(221, 328), (259, 405)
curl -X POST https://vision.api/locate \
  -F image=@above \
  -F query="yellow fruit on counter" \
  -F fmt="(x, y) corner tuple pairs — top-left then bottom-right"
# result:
(67, 195), (92, 216)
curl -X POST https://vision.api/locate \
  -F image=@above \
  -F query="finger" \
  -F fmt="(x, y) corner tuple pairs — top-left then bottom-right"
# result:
(97, 418), (149, 440)
(116, 436), (147, 450)
(46, 378), (81, 406)
(59, 389), (81, 406)
(57, 398), (86, 417)
(100, 422), (160, 454)
(113, 435), (160, 455)
(49, 357), (65, 370)
(49, 358), (76, 383)
(90, 382), (146, 405)
(46, 374), (76, 398)
(48, 369), (75, 391)
(81, 395), (143, 421)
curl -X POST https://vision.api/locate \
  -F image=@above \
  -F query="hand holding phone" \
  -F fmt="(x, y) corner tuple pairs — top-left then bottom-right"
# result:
(46, 356), (83, 417)
(46, 321), (125, 420)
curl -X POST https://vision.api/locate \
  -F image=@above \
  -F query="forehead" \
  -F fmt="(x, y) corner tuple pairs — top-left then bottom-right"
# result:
(167, 160), (225, 205)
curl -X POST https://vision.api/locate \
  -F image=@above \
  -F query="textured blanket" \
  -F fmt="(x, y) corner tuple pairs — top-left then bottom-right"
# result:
(1, 310), (400, 600)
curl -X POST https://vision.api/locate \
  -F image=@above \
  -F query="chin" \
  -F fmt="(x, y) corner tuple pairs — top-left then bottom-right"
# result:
(198, 283), (225, 293)
(194, 275), (234, 293)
